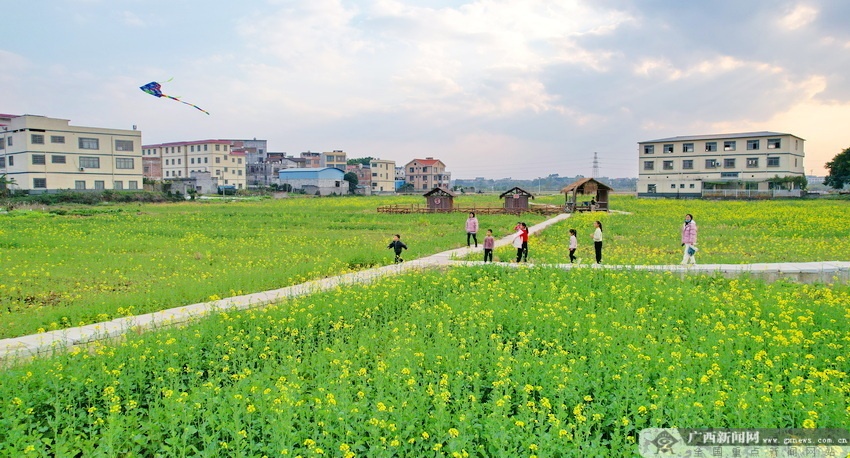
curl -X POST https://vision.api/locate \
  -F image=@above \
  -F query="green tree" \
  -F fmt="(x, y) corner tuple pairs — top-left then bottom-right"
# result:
(0, 174), (17, 197)
(347, 157), (373, 166)
(824, 146), (850, 189)
(343, 172), (358, 194)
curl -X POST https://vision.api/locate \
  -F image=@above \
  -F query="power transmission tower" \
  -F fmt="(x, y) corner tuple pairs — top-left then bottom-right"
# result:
(592, 152), (600, 179)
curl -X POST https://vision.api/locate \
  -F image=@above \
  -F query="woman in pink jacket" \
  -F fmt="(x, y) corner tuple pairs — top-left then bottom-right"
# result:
(465, 212), (479, 247)
(681, 213), (698, 265)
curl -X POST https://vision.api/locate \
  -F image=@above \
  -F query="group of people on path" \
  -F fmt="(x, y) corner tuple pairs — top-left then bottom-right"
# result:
(389, 212), (698, 266)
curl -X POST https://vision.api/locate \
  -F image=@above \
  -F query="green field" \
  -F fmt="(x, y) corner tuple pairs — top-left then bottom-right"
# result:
(2, 195), (849, 456)
(2, 267), (847, 456)
(0, 195), (547, 339)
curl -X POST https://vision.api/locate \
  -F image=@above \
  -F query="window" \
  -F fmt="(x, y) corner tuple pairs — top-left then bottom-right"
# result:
(682, 160), (694, 169)
(75, 181), (85, 190)
(238, 170), (243, 176)
(114, 181), (123, 190)
(0, 157), (4, 167)
(238, 158), (242, 165)
(746, 157), (759, 168)
(204, 145), (208, 151)
(643, 161), (654, 170)
(216, 157), (221, 164)
(663, 160), (674, 170)
(724, 141), (736, 151)
(224, 167), (228, 172)
(663, 144), (673, 154)
(0, 138), (4, 149)
(51, 155), (66, 164)
(31, 134), (45, 144)
(705, 159), (717, 169)
(409, 167), (414, 172)
(79, 138), (99, 150)
(204, 158), (208, 164)
(705, 142), (717, 152)
(767, 138), (781, 149)
(747, 139), (759, 150)
(116, 158), (134, 169)
(7, 156), (12, 166)
(216, 170), (221, 176)
(724, 158), (736, 168)
(80, 157), (100, 169)
(95, 181), (105, 190)
(644, 145), (655, 154)
(129, 181), (138, 190)
(767, 157), (780, 167)
(422, 184), (428, 189)
(647, 184), (657, 194)
(372, 172), (378, 177)
(190, 145), (195, 152)
(33, 178), (47, 188)
(191, 158), (195, 164)
(720, 172), (739, 178)
(32, 154), (46, 165)
(682, 143), (694, 153)
(115, 140), (134, 151)
(215, 145), (220, 151)
(679, 184), (685, 188)
(689, 184), (695, 189)
(670, 184), (676, 189)
(7, 137), (12, 146)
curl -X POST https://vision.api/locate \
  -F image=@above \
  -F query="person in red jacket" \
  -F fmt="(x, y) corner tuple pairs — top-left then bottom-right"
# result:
(515, 222), (529, 262)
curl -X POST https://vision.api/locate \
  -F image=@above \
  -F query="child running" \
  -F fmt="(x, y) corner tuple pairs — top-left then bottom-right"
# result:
(387, 234), (408, 263)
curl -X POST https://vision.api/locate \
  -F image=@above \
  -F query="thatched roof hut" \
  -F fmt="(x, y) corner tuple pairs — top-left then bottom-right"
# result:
(561, 178), (612, 212)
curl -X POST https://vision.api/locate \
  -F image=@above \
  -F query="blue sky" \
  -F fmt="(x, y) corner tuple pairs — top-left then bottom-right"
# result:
(4, 0), (849, 178)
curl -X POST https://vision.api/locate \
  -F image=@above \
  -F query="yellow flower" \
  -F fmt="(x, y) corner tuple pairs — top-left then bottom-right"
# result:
(448, 428), (459, 438)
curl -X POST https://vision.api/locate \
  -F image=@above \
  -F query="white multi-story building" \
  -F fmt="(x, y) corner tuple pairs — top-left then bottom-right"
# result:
(637, 131), (805, 197)
(0, 114), (143, 192)
(142, 140), (247, 189)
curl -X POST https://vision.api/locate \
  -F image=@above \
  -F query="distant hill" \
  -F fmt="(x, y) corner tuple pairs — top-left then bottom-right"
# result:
(451, 175), (637, 193)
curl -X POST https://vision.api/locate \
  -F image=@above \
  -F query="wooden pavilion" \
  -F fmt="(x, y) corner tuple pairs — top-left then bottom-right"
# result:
(561, 178), (612, 212)
(423, 187), (456, 211)
(499, 187), (535, 211)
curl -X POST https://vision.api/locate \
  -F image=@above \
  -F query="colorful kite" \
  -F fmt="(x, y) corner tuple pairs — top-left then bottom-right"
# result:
(139, 79), (209, 115)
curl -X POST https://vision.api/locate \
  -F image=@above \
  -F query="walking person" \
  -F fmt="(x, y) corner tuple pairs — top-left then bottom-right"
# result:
(387, 234), (408, 263)
(568, 229), (578, 263)
(591, 221), (603, 264)
(515, 222), (529, 262)
(466, 212), (479, 247)
(681, 213), (698, 265)
(483, 229), (495, 262)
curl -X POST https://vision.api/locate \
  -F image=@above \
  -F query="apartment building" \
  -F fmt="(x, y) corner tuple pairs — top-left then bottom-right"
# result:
(345, 163), (372, 188)
(404, 157), (451, 191)
(637, 131), (805, 197)
(0, 114), (143, 192)
(370, 159), (396, 193)
(142, 140), (247, 189)
(300, 152), (321, 168)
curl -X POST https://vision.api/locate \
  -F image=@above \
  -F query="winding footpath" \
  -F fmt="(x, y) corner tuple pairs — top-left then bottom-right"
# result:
(2, 212), (848, 362)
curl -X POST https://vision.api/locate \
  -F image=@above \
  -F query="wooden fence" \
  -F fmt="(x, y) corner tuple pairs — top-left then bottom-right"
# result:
(377, 204), (565, 215)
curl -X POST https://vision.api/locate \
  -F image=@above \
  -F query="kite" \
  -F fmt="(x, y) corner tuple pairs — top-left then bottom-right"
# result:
(139, 79), (209, 115)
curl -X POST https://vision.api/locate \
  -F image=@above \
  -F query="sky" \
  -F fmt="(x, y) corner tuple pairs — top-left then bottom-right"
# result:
(3, 1), (849, 179)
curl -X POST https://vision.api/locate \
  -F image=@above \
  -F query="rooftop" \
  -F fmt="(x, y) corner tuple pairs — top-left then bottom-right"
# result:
(641, 131), (801, 143)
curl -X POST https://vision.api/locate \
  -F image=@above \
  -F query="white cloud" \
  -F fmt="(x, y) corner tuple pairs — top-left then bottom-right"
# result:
(779, 4), (818, 30)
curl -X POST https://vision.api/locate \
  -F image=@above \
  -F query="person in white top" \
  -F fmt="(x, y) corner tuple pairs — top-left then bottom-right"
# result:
(591, 221), (603, 264)
(568, 228), (578, 263)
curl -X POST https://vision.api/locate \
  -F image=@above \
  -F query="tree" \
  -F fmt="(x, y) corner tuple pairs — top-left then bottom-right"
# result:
(343, 172), (358, 194)
(347, 157), (373, 166)
(824, 146), (850, 189)
(0, 174), (17, 197)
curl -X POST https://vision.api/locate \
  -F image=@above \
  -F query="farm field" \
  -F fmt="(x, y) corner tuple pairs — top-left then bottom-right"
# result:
(494, 196), (850, 265)
(0, 195), (547, 339)
(1, 267), (848, 457)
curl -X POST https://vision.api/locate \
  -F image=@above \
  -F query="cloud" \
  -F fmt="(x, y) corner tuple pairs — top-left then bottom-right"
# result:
(779, 3), (818, 30)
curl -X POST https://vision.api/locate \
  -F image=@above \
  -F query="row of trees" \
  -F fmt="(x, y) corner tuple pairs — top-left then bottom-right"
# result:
(825, 147), (850, 190)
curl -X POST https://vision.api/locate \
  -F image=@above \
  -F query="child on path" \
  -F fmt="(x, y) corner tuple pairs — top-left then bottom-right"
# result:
(466, 212), (479, 247)
(387, 234), (408, 263)
(483, 229), (495, 262)
(569, 229), (578, 263)
(681, 213), (698, 265)
(591, 221), (603, 264)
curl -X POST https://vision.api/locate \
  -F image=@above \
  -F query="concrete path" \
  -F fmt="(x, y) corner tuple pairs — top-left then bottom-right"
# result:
(2, 211), (848, 362)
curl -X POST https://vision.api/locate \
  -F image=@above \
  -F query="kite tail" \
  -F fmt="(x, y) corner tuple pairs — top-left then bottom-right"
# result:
(164, 94), (210, 115)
